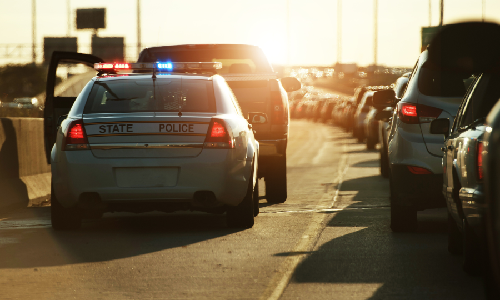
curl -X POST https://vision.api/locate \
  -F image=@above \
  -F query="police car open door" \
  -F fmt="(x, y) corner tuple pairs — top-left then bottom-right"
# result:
(44, 51), (103, 164)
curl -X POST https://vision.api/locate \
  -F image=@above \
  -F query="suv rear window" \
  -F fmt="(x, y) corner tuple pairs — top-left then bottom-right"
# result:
(418, 66), (468, 97)
(84, 78), (215, 113)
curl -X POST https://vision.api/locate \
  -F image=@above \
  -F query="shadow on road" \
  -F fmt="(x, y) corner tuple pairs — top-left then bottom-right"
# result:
(0, 212), (242, 269)
(279, 172), (485, 299)
(0, 118), (30, 214)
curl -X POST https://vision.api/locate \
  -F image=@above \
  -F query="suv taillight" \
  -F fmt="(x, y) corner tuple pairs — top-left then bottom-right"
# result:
(271, 91), (287, 125)
(397, 102), (442, 124)
(62, 119), (89, 151)
(477, 141), (484, 180)
(204, 119), (234, 149)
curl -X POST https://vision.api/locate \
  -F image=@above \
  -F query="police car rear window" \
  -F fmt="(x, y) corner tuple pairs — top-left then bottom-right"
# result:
(84, 78), (216, 113)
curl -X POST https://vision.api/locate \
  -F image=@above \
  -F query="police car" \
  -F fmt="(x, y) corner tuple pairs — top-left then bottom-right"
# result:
(46, 54), (261, 230)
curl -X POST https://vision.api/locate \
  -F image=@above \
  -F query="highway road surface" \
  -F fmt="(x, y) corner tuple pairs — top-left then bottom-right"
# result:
(0, 120), (485, 299)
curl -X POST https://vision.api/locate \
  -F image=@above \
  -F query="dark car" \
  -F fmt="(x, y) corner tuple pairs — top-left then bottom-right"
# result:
(432, 73), (500, 274)
(137, 44), (301, 203)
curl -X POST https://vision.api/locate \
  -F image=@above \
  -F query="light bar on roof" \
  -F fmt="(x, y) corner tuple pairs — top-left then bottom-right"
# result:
(94, 62), (222, 72)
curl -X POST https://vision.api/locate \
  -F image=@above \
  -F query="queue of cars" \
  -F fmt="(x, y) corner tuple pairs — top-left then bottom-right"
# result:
(291, 22), (500, 289)
(371, 22), (500, 291)
(44, 45), (301, 230)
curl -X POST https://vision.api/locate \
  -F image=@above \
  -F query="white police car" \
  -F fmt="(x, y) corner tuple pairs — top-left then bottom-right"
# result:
(46, 55), (261, 230)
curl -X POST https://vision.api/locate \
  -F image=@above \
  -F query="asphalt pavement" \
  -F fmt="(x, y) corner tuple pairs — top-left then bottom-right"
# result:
(0, 119), (485, 299)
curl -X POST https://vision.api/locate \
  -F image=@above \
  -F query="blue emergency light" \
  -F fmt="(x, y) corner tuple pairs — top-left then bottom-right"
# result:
(157, 62), (173, 70)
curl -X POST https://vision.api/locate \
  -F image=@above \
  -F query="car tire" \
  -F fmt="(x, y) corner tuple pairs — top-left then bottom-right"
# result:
(51, 185), (82, 231)
(265, 156), (287, 204)
(447, 212), (463, 255)
(366, 137), (376, 150)
(462, 218), (481, 275)
(253, 178), (260, 217)
(380, 142), (389, 178)
(390, 175), (417, 232)
(227, 169), (255, 229)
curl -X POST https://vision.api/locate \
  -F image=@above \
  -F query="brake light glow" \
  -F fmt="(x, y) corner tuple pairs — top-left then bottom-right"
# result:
(210, 121), (226, 138)
(62, 119), (89, 151)
(407, 166), (432, 174)
(204, 119), (234, 149)
(402, 104), (417, 117)
(398, 102), (442, 124)
(477, 142), (484, 180)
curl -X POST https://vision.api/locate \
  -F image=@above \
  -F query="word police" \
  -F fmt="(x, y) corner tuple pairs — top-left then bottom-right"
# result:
(159, 123), (194, 133)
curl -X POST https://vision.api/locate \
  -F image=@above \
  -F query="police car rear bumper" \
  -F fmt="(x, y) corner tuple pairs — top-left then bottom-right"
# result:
(52, 149), (251, 209)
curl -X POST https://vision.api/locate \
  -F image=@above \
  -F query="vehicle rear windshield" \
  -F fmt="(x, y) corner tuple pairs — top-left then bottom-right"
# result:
(141, 47), (273, 74)
(84, 78), (216, 113)
(418, 66), (469, 98)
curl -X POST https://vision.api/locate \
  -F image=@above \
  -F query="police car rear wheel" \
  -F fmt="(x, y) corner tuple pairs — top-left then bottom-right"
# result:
(51, 185), (82, 231)
(227, 170), (255, 228)
(265, 156), (287, 204)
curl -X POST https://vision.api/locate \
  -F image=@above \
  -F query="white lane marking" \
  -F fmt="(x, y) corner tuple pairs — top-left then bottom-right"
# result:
(260, 142), (350, 300)
(0, 220), (51, 229)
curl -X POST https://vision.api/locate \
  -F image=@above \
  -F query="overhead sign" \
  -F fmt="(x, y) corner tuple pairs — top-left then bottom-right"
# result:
(92, 36), (124, 62)
(43, 37), (78, 63)
(76, 8), (106, 30)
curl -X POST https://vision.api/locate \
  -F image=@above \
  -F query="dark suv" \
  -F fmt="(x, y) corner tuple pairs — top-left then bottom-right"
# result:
(137, 44), (300, 203)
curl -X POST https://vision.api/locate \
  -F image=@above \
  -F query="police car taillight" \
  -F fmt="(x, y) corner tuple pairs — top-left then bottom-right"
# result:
(62, 119), (89, 151)
(204, 119), (234, 149)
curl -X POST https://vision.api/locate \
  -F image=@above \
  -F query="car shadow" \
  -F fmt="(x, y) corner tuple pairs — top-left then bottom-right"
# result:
(278, 174), (485, 299)
(0, 211), (243, 269)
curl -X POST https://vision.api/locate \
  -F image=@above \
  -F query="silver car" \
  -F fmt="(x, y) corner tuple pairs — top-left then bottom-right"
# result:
(385, 49), (470, 232)
(49, 60), (260, 230)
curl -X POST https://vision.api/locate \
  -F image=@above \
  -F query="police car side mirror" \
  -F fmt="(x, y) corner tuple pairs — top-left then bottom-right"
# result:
(373, 90), (396, 109)
(248, 112), (268, 124)
(430, 118), (450, 138)
(281, 77), (301, 93)
(57, 114), (68, 129)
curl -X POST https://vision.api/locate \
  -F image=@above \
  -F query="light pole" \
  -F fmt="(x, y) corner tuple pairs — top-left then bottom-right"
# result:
(373, 0), (378, 66)
(337, 0), (342, 64)
(439, 0), (443, 26)
(32, 0), (36, 63)
(429, 0), (432, 26)
(137, 0), (141, 58)
(286, 0), (290, 66)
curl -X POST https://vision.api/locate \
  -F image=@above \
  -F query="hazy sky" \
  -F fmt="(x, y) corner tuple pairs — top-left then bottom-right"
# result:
(1, 0), (499, 67)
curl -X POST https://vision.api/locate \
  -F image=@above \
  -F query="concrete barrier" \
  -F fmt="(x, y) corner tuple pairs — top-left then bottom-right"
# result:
(0, 118), (50, 212)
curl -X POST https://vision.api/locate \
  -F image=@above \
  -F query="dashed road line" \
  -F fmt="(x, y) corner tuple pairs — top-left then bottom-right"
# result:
(259, 142), (350, 300)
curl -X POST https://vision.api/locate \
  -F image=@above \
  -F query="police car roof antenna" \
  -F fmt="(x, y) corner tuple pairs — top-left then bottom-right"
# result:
(152, 67), (157, 108)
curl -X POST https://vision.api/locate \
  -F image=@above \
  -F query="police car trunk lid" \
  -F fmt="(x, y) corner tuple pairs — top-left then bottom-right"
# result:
(83, 113), (210, 158)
